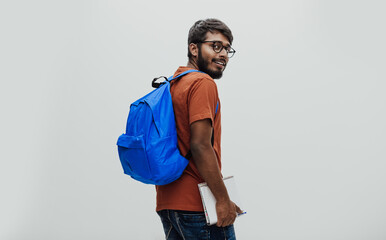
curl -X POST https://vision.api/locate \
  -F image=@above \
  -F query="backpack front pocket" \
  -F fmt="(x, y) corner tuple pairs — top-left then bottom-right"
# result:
(117, 134), (151, 181)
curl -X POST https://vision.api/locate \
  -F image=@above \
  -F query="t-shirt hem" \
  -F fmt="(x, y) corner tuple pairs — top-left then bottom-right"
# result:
(156, 204), (204, 212)
(190, 113), (213, 125)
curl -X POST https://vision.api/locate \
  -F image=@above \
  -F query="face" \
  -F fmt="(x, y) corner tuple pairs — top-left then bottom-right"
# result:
(195, 32), (231, 79)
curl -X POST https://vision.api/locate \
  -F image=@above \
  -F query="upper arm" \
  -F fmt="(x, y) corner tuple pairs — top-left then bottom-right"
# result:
(188, 78), (218, 152)
(190, 118), (213, 149)
(188, 78), (218, 126)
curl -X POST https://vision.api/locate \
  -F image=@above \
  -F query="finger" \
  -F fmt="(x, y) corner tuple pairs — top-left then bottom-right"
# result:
(223, 215), (235, 227)
(216, 218), (223, 227)
(231, 213), (237, 224)
(218, 216), (227, 227)
(235, 204), (243, 214)
(221, 220), (230, 227)
(226, 219), (235, 227)
(224, 213), (236, 227)
(228, 217), (235, 226)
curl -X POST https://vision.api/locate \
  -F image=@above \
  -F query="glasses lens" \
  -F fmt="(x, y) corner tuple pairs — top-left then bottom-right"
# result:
(212, 42), (222, 53)
(228, 48), (235, 58)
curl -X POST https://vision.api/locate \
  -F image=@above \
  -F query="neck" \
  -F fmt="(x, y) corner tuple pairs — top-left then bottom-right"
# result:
(187, 58), (199, 70)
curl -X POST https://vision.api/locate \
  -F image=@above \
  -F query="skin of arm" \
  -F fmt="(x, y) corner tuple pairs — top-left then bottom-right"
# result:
(190, 118), (242, 227)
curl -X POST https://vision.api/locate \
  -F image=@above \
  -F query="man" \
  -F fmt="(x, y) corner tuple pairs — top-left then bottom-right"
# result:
(156, 19), (242, 240)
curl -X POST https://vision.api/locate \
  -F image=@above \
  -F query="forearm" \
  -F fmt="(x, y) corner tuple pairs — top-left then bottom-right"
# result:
(191, 144), (230, 203)
(189, 119), (238, 227)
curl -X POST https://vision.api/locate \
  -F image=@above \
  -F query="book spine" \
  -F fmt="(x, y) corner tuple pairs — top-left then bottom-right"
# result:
(198, 186), (211, 225)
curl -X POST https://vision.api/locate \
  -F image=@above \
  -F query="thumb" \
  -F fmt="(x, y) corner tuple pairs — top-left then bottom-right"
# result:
(235, 204), (243, 214)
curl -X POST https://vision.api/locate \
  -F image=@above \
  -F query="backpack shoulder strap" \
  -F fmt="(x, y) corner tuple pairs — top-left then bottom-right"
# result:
(167, 69), (202, 82)
(153, 69), (202, 88)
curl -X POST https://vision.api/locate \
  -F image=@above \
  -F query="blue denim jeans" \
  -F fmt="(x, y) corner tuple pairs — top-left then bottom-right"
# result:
(157, 210), (236, 240)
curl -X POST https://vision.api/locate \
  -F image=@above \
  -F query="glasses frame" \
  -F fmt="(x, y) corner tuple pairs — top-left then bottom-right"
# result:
(199, 40), (236, 58)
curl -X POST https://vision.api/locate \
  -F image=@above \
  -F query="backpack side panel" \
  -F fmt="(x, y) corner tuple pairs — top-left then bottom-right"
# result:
(117, 102), (153, 183)
(117, 82), (188, 185)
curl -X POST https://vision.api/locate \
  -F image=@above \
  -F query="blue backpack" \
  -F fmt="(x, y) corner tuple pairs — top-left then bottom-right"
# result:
(117, 69), (201, 185)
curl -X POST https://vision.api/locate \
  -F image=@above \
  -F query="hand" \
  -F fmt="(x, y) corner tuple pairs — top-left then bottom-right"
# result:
(216, 200), (243, 227)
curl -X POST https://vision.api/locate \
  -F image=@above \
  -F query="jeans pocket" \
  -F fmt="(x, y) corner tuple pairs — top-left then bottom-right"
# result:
(176, 212), (209, 239)
(178, 212), (207, 224)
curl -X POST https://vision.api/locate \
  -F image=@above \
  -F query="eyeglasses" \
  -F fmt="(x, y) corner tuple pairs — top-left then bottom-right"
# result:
(199, 41), (236, 58)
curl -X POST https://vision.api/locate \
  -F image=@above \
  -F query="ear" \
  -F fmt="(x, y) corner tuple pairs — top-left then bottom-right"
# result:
(189, 43), (198, 57)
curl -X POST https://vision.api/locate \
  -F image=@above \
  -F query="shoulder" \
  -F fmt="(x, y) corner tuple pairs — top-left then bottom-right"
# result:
(172, 68), (217, 96)
(184, 72), (217, 89)
(186, 74), (218, 101)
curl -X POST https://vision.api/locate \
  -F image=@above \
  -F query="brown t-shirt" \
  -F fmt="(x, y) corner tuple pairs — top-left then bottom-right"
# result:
(155, 66), (222, 212)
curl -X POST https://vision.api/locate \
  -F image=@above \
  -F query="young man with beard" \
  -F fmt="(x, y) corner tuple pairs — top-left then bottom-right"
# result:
(156, 19), (242, 239)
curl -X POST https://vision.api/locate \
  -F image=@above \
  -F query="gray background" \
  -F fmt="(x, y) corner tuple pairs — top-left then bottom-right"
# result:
(1, 0), (385, 239)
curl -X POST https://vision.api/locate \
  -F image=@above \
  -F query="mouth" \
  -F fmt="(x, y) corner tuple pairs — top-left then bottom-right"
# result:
(213, 59), (226, 69)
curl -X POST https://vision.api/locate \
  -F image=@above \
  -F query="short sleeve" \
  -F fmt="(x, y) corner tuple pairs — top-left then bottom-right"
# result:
(188, 78), (218, 125)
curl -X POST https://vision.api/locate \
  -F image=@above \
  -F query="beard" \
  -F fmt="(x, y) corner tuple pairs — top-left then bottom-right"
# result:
(196, 50), (224, 79)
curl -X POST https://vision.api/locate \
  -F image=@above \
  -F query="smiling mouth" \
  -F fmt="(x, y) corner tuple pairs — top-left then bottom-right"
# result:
(213, 60), (226, 68)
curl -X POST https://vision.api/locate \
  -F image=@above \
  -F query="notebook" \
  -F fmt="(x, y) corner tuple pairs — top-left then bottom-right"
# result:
(198, 176), (245, 225)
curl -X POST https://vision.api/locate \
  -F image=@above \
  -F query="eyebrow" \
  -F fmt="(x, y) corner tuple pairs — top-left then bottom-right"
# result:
(210, 40), (231, 48)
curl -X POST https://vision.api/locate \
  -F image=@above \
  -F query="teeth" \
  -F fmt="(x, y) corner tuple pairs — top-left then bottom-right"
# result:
(215, 61), (225, 66)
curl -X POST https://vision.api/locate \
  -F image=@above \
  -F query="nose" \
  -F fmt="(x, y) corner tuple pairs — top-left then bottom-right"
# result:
(218, 47), (228, 59)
